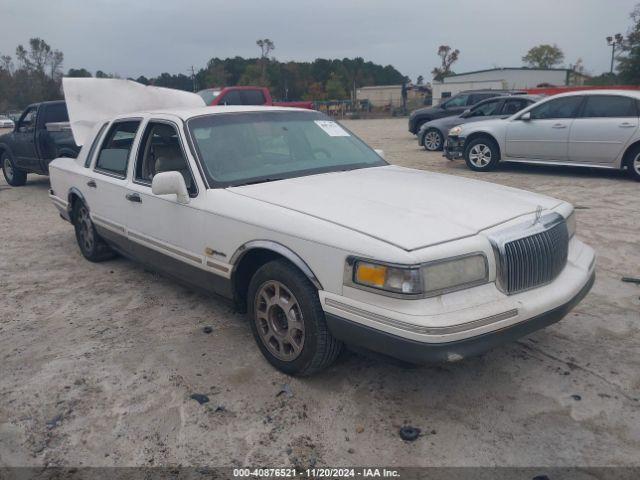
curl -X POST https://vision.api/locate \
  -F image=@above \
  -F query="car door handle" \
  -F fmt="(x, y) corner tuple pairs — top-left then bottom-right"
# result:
(619, 122), (636, 128)
(86, 180), (97, 188)
(125, 193), (142, 203)
(552, 124), (567, 129)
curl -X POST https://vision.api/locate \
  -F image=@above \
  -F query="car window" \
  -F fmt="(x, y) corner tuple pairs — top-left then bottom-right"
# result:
(219, 90), (242, 105)
(241, 90), (266, 105)
(42, 103), (69, 125)
(501, 99), (530, 115)
(84, 122), (108, 168)
(442, 95), (469, 108)
(529, 96), (583, 120)
(197, 89), (220, 105)
(580, 95), (637, 118)
(95, 120), (141, 177)
(17, 107), (37, 132)
(188, 111), (386, 187)
(469, 93), (495, 105)
(469, 99), (501, 117)
(135, 122), (196, 195)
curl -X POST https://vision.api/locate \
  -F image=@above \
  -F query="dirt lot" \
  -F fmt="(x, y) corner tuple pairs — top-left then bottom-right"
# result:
(0, 118), (639, 468)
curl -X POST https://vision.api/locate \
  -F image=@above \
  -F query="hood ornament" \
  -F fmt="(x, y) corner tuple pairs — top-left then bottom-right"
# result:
(532, 205), (543, 225)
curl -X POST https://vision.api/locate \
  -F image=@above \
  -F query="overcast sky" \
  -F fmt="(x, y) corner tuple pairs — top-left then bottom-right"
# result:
(1, 0), (637, 83)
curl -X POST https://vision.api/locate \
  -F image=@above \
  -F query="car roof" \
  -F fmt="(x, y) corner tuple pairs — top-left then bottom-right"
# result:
(549, 89), (640, 100)
(124, 105), (311, 121)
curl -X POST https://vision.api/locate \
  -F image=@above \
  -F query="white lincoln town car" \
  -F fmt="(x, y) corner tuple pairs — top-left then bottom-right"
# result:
(48, 79), (596, 375)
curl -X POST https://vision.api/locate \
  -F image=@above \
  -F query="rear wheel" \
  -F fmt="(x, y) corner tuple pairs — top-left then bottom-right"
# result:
(73, 201), (115, 262)
(423, 128), (444, 151)
(247, 259), (342, 376)
(2, 152), (27, 186)
(464, 137), (500, 171)
(627, 147), (640, 182)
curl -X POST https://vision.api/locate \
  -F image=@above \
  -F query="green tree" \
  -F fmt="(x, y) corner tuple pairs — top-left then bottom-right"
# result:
(522, 44), (564, 69)
(67, 68), (92, 77)
(325, 73), (347, 99)
(431, 45), (459, 81)
(618, 4), (640, 84)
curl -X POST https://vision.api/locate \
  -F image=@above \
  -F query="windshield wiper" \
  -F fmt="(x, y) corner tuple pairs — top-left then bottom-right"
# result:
(233, 177), (283, 187)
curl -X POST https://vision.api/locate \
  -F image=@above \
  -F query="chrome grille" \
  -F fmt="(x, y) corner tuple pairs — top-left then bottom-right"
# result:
(494, 214), (569, 295)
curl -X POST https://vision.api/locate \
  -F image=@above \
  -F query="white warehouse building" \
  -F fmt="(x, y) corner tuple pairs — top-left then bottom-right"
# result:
(431, 67), (589, 104)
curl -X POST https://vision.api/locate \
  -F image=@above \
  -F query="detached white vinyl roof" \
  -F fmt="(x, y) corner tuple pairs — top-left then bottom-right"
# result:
(63, 78), (306, 145)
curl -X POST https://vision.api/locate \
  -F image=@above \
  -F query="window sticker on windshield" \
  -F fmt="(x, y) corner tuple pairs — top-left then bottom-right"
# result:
(314, 120), (350, 137)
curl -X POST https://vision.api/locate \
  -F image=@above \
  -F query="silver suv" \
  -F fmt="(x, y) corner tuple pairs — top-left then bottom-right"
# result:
(444, 90), (640, 181)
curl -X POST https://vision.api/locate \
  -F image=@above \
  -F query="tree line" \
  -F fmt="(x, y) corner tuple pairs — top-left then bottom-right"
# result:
(0, 37), (407, 111)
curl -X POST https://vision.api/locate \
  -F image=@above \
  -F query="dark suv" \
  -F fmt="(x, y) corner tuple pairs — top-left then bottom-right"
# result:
(408, 90), (523, 134)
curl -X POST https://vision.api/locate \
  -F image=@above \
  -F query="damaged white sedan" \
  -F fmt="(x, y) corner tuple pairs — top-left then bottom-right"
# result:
(49, 79), (596, 375)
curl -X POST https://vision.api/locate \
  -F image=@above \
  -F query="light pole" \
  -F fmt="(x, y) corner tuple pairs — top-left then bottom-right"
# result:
(606, 33), (624, 74)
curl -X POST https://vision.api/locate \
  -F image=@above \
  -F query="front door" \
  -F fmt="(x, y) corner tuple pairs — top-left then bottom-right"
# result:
(505, 96), (583, 161)
(568, 94), (639, 165)
(123, 119), (229, 295)
(12, 106), (39, 170)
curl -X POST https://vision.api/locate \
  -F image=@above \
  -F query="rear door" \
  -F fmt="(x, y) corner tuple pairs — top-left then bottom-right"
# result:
(568, 94), (639, 165)
(505, 96), (583, 161)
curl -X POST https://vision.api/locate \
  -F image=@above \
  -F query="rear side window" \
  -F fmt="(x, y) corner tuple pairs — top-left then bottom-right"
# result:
(581, 95), (637, 118)
(241, 90), (266, 105)
(41, 103), (69, 124)
(530, 96), (583, 120)
(95, 120), (141, 177)
(84, 122), (108, 168)
(219, 90), (242, 105)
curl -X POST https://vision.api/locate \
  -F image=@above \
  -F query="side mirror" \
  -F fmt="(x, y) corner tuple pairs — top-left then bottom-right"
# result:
(460, 109), (471, 118)
(152, 171), (190, 204)
(374, 149), (385, 160)
(520, 112), (531, 121)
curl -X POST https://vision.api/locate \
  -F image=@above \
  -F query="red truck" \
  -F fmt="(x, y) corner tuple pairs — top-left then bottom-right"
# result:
(197, 86), (313, 109)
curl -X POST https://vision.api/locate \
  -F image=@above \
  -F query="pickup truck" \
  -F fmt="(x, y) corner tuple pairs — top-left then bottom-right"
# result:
(197, 86), (313, 109)
(1, 100), (80, 186)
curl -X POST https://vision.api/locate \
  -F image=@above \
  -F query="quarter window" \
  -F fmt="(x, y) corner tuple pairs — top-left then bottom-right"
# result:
(94, 120), (140, 177)
(529, 97), (583, 120)
(581, 95), (637, 118)
(135, 122), (196, 195)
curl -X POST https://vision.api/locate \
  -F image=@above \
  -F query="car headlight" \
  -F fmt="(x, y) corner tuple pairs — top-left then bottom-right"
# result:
(566, 210), (576, 239)
(347, 254), (489, 297)
(449, 125), (463, 136)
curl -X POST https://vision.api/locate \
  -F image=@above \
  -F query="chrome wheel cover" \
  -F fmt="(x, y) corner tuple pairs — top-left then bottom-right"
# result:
(634, 153), (640, 176)
(254, 280), (305, 361)
(3, 157), (13, 182)
(469, 144), (492, 168)
(424, 131), (441, 151)
(77, 205), (94, 253)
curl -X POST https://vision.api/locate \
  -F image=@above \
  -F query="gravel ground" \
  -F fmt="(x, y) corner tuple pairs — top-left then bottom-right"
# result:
(0, 118), (638, 468)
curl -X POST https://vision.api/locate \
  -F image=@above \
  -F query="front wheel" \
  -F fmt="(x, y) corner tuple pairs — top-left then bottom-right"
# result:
(627, 148), (640, 182)
(2, 152), (27, 186)
(247, 259), (342, 376)
(464, 137), (500, 171)
(423, 128), (444, 151)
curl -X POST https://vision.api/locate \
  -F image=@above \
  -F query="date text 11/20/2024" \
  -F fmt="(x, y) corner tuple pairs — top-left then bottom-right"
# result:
(233, 468), (400, 477)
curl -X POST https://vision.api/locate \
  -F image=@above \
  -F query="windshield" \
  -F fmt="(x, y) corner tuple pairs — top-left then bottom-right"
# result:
(187, 111), (387, 187)
(197, 89), (221, 105)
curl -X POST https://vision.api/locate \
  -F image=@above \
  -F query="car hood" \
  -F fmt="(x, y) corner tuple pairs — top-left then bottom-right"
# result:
(228, 165), (562, 251)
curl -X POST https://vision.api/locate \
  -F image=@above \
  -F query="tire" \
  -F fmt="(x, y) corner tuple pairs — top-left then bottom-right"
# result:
(422, 128), (444, 151)
(464, 137), (500, 171)
(247, 259), (342, 376)
(72, 200), (116, 262)
(626, 146), (640, 182)
(2, 152), (27, 186)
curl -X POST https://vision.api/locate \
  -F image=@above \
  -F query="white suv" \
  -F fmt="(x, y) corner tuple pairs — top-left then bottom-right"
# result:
(444, 90), (640, 181)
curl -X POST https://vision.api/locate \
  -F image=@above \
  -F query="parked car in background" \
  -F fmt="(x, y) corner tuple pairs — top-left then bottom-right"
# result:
(418, 95), (544, 151)
(444, 90), (640, 181)
(0, 100), (79, 186)
(49, 79), (595, 376)
(197, 86), (313, 109)
(0, 115), (14, 129)
(408, 90), (525, 134)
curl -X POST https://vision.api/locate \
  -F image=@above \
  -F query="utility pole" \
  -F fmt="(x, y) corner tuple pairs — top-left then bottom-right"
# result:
(606, 34), (624, 74)
(190, 65), (197, 92)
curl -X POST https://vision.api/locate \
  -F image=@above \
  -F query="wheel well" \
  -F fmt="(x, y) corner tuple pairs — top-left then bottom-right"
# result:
(67, 191), (82, 224)
(621, 140), (640, 168)
(465, 132), (501, 159)
(232, 248), (290, 313)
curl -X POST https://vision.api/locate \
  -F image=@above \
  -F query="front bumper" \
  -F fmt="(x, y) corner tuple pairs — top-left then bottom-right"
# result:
(443, 135), (465, 160)
(326, 272), (594, 364)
